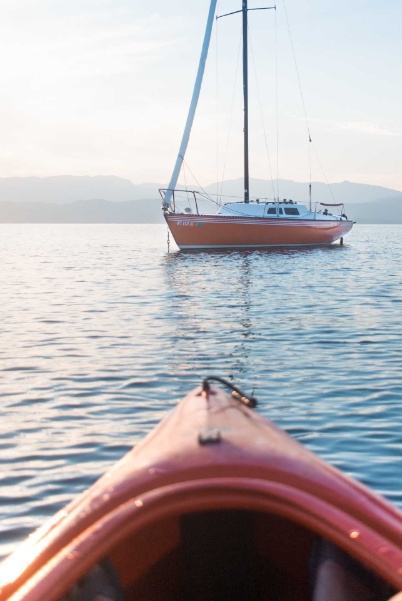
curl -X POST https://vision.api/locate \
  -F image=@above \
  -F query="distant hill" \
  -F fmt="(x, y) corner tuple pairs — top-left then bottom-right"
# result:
(0, 176), (161, 204)
(0, 175), (401, 223)
(205, 178), (402, 205)
(0, 198), (165, 224)
(346, 196), (402, 224)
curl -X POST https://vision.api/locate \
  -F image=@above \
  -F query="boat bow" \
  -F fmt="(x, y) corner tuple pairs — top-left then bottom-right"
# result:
(2, 383), (402, 600)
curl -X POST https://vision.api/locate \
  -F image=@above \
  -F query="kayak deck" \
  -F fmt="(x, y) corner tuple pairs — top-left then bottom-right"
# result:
(1, 382), (402, 600)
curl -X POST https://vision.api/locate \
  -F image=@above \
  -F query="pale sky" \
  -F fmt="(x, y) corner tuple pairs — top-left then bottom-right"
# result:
(1, 0), (401, 191)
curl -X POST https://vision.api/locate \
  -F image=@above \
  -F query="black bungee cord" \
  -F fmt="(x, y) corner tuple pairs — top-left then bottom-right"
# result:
(202, 376), (257, 408)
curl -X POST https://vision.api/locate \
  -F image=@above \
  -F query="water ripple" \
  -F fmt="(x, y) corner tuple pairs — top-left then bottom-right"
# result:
(0, 223), (402, 561)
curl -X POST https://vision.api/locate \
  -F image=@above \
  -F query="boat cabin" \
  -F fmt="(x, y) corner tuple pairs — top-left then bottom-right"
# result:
(217, 200), (345, 221)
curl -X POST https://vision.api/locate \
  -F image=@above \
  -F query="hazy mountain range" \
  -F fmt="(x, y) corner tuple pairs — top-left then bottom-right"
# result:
(0, 175), (401, 224)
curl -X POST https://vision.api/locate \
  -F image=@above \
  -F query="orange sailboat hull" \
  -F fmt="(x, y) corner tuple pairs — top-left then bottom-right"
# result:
(164, 214), (354, 249)
(1, 383), (401, 601)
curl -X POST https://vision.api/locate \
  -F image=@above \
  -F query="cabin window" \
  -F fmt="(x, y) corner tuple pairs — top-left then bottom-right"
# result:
(279, 208), (283, 214)
(284, 208), (300, 215)
(267, 207), (276, 214)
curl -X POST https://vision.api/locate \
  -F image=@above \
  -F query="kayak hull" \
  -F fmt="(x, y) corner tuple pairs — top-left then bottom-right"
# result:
(1, 384), (402, 600)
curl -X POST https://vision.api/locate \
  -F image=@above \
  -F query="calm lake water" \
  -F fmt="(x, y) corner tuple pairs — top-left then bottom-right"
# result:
(1, 223), (402, 561)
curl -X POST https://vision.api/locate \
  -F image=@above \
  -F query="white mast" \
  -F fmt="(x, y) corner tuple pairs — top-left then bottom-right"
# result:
(163, 0), (218, 210)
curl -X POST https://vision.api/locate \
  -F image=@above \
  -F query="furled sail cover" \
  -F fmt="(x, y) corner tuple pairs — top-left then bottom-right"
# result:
(163, 0), (218, 209)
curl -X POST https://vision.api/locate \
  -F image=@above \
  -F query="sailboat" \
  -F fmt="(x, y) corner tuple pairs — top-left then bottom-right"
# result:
(160, 0), (354, 250)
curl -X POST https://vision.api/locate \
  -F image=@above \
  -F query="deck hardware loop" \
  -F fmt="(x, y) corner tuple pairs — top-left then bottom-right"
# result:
(202, 376), (257, 408)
